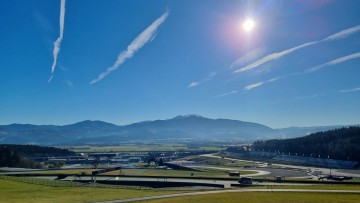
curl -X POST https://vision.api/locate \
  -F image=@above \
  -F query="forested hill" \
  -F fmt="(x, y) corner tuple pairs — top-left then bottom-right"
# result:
(252, 127), (360, 161)
(0, 144), (75, 157)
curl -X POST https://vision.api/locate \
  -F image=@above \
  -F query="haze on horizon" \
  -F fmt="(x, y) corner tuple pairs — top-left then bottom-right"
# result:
(1, 0), (360, 128)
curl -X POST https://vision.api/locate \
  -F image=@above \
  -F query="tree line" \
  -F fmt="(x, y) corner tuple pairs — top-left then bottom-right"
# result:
(0, 146), (43, 168)
(251, 127), (360, 161)
(0, 144), (75, 157)
(0, 144), (76, 169)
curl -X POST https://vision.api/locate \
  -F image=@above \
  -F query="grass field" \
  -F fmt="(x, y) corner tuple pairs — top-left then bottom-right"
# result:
(2, 177), (360, 203)
(259, 185), (360, 190)
(0, 179), (181, 203)
(141, 191), (360, 203)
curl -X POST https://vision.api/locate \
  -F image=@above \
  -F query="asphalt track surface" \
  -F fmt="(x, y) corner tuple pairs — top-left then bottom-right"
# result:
(95, 189), (360, 203)
(200, 154), (360, 178)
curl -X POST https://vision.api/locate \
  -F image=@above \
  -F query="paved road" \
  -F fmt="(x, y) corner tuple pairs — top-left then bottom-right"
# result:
(200, 154), (360, 178)
(95, 189), (360, 203)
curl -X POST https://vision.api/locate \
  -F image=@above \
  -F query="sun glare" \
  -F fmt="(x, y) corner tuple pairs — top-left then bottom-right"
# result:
(242, 19), (255, 32)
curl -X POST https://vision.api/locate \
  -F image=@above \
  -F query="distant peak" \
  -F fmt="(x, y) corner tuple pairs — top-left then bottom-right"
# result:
(173, 114), (204, 119)
(72, 120), (114, 126)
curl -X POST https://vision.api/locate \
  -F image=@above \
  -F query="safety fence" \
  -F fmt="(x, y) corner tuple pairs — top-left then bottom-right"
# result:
(0, 175), (224, 191)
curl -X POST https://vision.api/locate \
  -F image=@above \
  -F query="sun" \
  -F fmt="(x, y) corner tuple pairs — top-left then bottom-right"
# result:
(242, 19), (255, 32)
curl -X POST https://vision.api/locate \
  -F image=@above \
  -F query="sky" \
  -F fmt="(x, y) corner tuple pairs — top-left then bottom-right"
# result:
(1, 0), (360, 128)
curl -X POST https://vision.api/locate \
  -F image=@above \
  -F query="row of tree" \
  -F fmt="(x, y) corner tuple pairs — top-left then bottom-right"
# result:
(0, 144), (75, 157)
(252, 127), (360, 161)
(0, 146), (43, 168)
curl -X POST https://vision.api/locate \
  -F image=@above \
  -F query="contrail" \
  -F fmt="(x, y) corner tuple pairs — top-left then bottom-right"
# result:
(323, 25), (360, 41)
(307, 52), (360, 72)
(244, 52), (360, 91)
(188, 72), (216, 88)
(49, 0), (66, 83)
(339, 87), (360, 93)
(244, 73), (301, 90)
(233, 25), (360, 74)
(90, 11), (169, 84)
(234, 41), (318, 73)
(216, 90), (238, 98)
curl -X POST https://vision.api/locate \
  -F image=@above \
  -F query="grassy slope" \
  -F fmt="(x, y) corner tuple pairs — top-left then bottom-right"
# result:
(0, 179), (180, 203)
(2, 178), (360, 203)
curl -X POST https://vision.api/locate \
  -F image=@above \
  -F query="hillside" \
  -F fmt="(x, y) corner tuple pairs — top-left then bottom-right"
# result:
(252, 127), (360, 161)
(0, 115), (278, 145)
(0, 115), (355, 145)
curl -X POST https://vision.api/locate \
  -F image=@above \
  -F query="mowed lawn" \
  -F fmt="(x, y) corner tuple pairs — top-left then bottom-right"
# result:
(0, 179), (181, 203)
(141, 191), (360, 203)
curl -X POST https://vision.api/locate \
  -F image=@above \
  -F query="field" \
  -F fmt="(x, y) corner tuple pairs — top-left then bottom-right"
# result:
(2, 177), (360, 203)
(0, 179), (181, 203)
(141, 191), (360, 203)
(258, 185), (360, 190)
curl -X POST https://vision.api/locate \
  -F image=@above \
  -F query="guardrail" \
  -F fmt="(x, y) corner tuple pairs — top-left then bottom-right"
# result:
(0, 175), (224, 191)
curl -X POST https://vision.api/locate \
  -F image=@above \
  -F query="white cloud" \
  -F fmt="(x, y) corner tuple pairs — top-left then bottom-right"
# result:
(188, 82), (199, 88)
(244, 73), (303, 90)
(243, 52), (360, 91)
(65, 80), (73, 89)
(244, 82), (264, 90)
(233, 25), (360, 74)
(90, 11), (169, 84)
(188, 72), (217, 88)
(293, 94), (324, 101)
(234, 41), (318, 73)
(244, 51), (360, 91)
(307, 52), (360, 72)
(49, 0), (66, 83)
(230, 47), (265, 69)
(323, 25), (360, 41)
(216, 90), (238, 98)
(339, 87), (360, 93)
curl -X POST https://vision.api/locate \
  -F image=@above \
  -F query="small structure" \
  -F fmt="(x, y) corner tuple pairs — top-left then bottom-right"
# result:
(275, 176), (282, 182)
(239, 177), (252, 185)
(229, 171), (240, 177)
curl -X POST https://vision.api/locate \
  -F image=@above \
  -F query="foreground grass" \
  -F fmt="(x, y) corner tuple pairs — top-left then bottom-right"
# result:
(141, 192), (360, 203)
(0, 179), (180, 203)
(253, 184), (360, 191)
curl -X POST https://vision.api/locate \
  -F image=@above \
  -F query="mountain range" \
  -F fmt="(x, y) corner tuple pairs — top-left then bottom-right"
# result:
(0, 115), (355, 145)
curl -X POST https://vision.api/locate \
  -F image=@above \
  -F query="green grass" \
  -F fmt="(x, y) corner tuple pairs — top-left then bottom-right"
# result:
(141, 192), (360, 203)
(0, 179), (181, 203)
(250, 184), (360, 191)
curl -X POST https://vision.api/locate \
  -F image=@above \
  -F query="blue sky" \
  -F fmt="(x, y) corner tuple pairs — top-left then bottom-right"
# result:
(1, 0), (360, 128)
